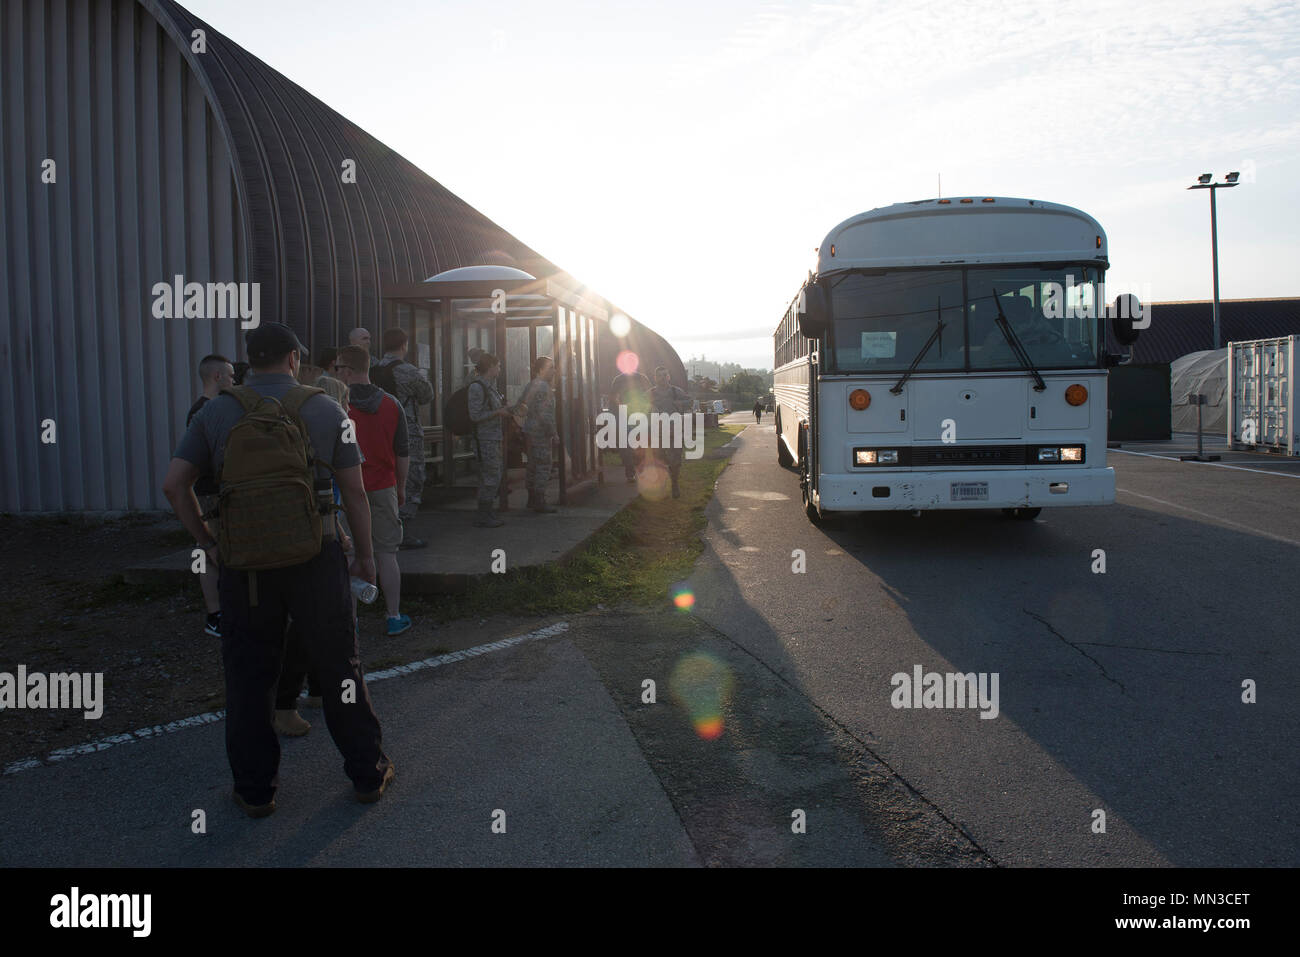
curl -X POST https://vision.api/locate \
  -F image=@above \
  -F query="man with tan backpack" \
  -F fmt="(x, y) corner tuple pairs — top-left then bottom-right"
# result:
(163, 323), (394, 818)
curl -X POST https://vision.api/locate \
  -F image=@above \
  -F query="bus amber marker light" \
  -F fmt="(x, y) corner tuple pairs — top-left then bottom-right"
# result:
(849, 389), (871, 410)
(1065, 384), (1088, 406)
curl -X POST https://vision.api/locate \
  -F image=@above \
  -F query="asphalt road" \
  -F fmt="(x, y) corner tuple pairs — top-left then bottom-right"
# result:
(689, 414), (1299, 866)
(3, 417), (1294, 867)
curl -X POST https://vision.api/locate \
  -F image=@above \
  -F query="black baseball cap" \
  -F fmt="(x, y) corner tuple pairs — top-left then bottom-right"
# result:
(245, 323), (307, 366)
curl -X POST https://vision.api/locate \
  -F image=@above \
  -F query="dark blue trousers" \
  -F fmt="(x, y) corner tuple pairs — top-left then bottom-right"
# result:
(219, 541), (390, 803)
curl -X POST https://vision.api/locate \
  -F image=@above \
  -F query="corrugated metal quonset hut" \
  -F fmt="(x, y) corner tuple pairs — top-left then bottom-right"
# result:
(0, 0), (685, 512)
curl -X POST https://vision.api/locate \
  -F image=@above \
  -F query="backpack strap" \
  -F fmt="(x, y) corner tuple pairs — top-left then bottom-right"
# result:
(221, 385), (264, 415)
(279, 385), (341, 497)
(281, 384), (323, 419)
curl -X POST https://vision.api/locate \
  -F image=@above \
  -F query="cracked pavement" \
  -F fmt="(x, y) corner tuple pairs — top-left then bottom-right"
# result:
(685, 418), (1298, 866)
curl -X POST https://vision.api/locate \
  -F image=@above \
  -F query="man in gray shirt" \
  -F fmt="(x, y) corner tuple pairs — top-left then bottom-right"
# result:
(163, 323), (394, 816)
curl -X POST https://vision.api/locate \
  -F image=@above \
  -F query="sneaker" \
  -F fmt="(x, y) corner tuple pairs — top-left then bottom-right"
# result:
(204, 613), (221, 638)
(399, 536), (427, 550)
(232, 790), (276, 818)
(273, 709), (311, 736)
(356, 764), (395, 804)
(386, 614), (412, 636)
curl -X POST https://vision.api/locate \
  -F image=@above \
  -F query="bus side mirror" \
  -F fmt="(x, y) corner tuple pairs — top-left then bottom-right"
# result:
(1109, 294), (1143, 346)
(798, 280), (831, 337)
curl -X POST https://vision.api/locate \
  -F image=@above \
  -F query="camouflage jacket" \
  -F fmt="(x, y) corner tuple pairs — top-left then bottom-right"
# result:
(518, 377), (556, 437)
(375, 355), (433, 428)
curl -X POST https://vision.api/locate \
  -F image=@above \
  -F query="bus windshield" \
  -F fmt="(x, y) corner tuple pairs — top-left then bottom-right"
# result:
(826, 266), (1104, 373)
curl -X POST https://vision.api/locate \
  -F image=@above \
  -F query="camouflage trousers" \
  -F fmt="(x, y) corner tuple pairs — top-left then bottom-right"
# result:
(525, 431), (553, 495)
(654, 445), (683, 480)
(400, 419), (425, 520)
(475, 437), (504, 507)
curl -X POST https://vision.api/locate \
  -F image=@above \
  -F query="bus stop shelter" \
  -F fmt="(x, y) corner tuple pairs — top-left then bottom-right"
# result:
(381, 265), (607, 505)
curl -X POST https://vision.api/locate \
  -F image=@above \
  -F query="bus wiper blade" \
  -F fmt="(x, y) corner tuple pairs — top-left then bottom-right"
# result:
(890, 301), (945, 395)
(991, 288), (1046, 392)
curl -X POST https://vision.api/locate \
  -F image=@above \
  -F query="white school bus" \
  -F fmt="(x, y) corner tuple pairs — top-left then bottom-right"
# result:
(773, 197), (1143, 523)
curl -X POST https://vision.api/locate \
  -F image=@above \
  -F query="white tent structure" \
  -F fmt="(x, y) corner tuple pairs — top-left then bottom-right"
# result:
(1170, 349), (1227, 433)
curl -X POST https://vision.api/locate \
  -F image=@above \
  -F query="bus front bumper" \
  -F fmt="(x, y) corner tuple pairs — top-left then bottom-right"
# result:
(816, 466), (1116, 511)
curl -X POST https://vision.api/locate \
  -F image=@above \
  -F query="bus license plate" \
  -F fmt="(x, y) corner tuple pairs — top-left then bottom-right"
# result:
(950, 482), (989, 502)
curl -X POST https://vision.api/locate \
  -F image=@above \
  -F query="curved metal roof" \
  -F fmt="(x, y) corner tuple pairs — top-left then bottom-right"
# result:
(139, 0), (566, 354)
(137, 0), (684, 387)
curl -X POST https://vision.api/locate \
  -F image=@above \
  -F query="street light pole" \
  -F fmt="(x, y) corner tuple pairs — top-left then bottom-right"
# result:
(1206, 184), (1216, 348)
(1187, 172), (1239, 350)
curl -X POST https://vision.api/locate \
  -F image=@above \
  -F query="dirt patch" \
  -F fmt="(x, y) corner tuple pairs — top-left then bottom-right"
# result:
(0, 514), (533, 768)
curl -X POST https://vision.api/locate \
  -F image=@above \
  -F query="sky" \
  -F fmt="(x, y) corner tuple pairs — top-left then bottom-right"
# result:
(183, 0), (1300, 371)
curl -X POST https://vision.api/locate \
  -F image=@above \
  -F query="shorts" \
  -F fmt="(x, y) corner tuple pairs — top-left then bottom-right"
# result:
(366, 486), (403, 553)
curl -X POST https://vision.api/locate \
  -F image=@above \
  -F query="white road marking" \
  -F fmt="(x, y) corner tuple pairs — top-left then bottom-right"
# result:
(2, 621), (571, 776)
(1116, 488), (1300, 548)
(1110, 447), (1300, 479)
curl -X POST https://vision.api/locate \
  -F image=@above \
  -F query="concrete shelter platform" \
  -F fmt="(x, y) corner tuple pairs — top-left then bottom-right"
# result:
(125, 473), (641, 594)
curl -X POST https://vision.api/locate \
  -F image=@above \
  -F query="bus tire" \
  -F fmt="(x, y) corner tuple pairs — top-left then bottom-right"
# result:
(800, 462), (822, 524)
(1002, 507), (1042, 521)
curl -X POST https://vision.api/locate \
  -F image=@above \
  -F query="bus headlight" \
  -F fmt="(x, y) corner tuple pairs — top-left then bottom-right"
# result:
(855, 450), (877, 465)
(1037, 446), (1084, 463)
(878, 450), (899, 464)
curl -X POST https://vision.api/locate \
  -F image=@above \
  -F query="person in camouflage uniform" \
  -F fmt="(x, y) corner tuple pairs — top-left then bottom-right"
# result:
(467, 353), (514, 528)
(610, 369), (652, 484)
(650, 365), (692, 499)
(374, 329), (433, 540)
(517, 356), (558, 513)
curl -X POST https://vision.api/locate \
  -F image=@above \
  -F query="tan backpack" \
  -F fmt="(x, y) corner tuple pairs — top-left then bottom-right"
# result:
(216, 385), (331, 571)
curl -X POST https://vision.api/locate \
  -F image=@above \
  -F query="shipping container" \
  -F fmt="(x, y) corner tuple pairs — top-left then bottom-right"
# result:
(1226, 336), (1297, 454)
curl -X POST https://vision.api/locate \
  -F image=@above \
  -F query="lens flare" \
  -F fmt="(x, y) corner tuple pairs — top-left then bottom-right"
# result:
(609, 313), (632, 338)
(669, 651), (734, 741)
(616, 350), (640, 375)
(672, 587), (695, 611)
(636, 461), (670, 501)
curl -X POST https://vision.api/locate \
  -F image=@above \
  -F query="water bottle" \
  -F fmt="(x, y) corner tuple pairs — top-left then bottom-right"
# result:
(350, 577), (378, 604)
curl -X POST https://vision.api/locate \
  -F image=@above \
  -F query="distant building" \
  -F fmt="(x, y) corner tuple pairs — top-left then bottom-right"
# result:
(1112, 298), (1300, 365)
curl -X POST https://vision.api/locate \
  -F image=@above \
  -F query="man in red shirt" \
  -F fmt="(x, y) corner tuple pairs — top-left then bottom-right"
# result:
(334, 346), (413, 636)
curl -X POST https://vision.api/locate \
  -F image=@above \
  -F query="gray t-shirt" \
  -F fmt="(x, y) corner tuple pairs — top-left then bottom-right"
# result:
(174, 372), (361, 488)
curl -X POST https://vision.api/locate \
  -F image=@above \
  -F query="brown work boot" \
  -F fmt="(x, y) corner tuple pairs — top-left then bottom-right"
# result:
(273, 709), (311, 737)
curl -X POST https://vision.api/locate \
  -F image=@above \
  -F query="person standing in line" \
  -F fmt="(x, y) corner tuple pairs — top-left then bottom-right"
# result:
(163, 323), (394, 817)
(373, 328), (433, 542)
(274, 347), (351, 732)
(467, 353), (514, 528)
(186, 354), (234, 638)
(610, 369), (652, 484)
(650, 365), (692, 499)
(348, 328), (374, 364)
(332, 345), (413, 636)
(518, 356), (558, 513)
(753, 399), (763, 423)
